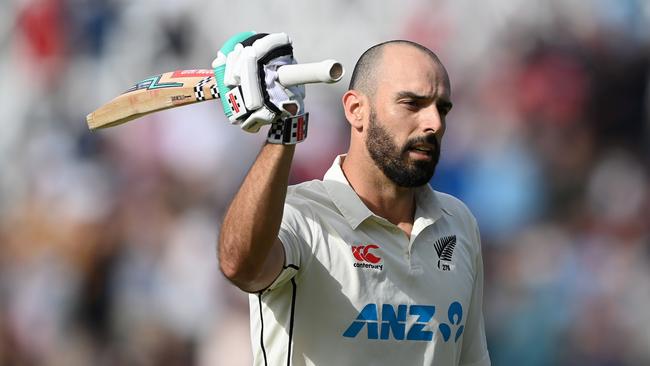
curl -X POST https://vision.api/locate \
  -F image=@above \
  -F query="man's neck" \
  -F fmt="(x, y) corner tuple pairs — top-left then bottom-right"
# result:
(341, 153), (417, 232)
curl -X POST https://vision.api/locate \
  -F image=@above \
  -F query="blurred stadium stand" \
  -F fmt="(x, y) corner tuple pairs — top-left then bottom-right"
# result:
(1, 0), (649, 365)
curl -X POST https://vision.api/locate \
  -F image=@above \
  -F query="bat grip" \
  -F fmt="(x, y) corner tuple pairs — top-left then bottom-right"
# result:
(215, 31), (256, 118)
(277, 60), (344, 87)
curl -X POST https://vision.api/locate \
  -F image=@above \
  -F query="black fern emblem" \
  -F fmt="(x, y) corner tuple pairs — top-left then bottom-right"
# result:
(434, 235), (457, 270)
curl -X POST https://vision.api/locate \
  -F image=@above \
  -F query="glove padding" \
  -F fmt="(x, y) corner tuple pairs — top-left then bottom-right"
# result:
(212, 32), (306, 133)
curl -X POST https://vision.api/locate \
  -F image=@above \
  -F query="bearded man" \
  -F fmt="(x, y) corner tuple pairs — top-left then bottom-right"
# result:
(217, 32), (490, 366)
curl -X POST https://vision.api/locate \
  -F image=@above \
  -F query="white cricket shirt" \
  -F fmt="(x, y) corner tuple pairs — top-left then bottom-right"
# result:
(249, 155), (490, 366)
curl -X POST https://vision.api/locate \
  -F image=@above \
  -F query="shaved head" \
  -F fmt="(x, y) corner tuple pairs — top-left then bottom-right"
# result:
(348, 40), (444, 97)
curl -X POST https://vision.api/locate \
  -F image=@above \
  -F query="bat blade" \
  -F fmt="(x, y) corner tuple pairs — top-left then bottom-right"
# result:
(86, 69), (218, 130)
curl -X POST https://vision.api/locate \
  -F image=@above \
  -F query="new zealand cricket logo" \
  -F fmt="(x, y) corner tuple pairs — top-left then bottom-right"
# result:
(434, 235), (457, 271)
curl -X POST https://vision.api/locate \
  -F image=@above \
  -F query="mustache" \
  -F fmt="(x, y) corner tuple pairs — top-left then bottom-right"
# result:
(402, 134), (439, 153)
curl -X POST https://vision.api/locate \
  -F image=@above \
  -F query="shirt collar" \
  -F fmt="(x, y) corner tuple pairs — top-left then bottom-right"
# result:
(323, 155), (374, 229)
(323, 154), (445, 230)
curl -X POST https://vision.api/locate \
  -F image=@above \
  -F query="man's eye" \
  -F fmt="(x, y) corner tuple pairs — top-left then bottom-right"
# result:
(438, 104), (452, 116)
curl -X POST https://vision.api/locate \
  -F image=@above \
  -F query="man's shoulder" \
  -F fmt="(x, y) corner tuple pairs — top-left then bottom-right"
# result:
(283, 179), (342, 224)
(432, 190), (483, 253)
(286, 179), (330, 206)
(432, 189), (477, 225)
(288, 178), (326, 194)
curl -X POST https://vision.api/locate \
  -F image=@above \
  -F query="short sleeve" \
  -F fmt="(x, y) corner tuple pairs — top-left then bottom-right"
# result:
(265, 200), (314, 291)
(459, 221), (491, 366)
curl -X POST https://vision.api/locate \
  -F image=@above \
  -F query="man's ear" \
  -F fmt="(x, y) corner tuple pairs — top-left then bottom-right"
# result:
(342, 90), (365, 131)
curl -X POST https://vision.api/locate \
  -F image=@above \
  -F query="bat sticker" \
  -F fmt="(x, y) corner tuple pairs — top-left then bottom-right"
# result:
(171, 95), (192, 103)
(193, 76), (214, 101)
(170, 69), (214, 78)
(124, 74), (184, 94)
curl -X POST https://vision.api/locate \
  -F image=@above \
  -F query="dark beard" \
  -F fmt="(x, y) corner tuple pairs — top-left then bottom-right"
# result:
(366, 110), (440, 187)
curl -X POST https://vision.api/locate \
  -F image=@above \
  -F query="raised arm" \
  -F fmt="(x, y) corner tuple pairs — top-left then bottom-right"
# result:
(218, 144), (294, 292)
(212, 32), (309, 292)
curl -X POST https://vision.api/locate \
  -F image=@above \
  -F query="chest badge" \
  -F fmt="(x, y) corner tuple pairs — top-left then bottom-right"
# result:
(351, 244), (384, 271)
(434, 235), (457, 272)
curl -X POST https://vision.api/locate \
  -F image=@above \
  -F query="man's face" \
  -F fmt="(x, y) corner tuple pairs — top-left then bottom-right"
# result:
(364, 44), (452, 187)
(366, 107), (440, 187)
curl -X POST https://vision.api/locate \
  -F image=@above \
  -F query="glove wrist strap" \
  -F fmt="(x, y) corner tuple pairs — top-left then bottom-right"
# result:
(267, 113), (309, 145)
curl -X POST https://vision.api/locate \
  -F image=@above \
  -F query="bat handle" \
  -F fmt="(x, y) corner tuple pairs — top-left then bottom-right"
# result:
(215, 31), (257, 119)
(277, 60), (344, 87)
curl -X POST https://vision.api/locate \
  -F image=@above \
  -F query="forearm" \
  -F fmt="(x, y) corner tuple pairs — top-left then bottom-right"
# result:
(218, 143), (295, 290)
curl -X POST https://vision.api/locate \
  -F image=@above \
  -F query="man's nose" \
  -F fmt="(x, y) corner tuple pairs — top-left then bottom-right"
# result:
(420, 104), (444, 134)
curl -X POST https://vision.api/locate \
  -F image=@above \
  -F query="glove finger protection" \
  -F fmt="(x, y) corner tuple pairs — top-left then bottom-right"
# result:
(212, 32), (308, 143)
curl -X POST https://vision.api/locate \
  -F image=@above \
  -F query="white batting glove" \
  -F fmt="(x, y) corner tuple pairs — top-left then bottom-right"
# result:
(212, 32), (307, 135)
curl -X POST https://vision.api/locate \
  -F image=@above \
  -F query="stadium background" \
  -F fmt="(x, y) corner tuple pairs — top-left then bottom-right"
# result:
(1, 0), (649, 365)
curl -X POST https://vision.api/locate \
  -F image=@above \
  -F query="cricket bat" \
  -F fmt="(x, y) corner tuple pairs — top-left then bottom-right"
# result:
(86, 60), (344, 130)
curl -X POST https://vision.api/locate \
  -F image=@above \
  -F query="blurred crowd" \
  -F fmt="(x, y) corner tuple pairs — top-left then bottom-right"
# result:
(1, 0), (649, 365)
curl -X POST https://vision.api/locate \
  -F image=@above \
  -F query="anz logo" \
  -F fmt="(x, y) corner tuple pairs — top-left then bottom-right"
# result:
(343, 302), (465, 343)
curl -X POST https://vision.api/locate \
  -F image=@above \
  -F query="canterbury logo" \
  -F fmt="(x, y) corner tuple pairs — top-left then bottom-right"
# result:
(434, 235), (457, 271)
(352, 244), (381, 264)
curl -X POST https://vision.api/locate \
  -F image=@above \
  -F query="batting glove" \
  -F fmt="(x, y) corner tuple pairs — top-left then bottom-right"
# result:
(212, 32), (308, 144)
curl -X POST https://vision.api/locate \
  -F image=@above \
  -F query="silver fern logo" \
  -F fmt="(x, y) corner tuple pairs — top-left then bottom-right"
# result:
(433, 235), (457, 271)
